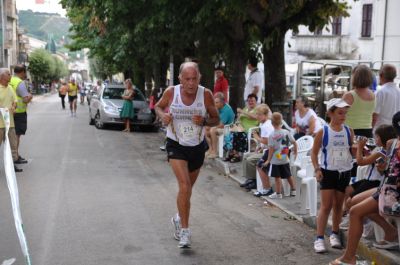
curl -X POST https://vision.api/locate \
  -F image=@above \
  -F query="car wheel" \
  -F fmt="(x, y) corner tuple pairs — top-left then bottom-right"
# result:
(89, 114), (95, 125)
(94, 112), (104, 129)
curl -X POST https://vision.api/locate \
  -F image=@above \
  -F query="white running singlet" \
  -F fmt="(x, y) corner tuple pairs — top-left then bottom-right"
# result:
(320, 125), (353, 172)
(166, 85), (206, 146)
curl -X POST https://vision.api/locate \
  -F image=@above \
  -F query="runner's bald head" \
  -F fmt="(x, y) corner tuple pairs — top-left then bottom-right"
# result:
(179, 62), (201, 78)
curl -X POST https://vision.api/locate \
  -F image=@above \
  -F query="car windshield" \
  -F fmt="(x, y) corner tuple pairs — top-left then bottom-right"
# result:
(102, 87), (124, 99)
(133, 89), (145, 101)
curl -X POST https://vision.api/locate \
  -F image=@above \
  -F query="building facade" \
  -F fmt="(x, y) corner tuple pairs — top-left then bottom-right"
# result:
(0, 0), (18, 67)
(285, 0), (400, 66)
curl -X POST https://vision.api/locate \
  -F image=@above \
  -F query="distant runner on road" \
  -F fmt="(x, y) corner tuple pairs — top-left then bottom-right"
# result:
(68, 78), (79, 117)
(155, 61), (219, 248)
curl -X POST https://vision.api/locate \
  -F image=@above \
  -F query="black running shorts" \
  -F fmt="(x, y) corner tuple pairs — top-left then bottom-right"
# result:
(166, 138), (207, 172)
(320, 168), (352, 193)
(68, 95), (77, 102)
(350, 179), (381, 197)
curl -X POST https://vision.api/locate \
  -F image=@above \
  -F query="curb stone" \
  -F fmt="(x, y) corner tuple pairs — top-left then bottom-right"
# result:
(206, 158), (400, 265)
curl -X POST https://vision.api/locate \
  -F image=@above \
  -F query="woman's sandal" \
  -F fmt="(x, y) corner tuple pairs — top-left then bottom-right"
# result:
(223, 153), (233, 161)
(329, 258), (355, 265)
(373, 240), (399, 249)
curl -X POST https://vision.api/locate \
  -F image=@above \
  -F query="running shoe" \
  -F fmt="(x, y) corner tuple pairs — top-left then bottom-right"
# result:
(178, 228), (191, 248)
(268, 192), (283, 199)
(329, 233), (342, 249)
(290, 189), (297, 196)
(314, 238), (327, 253)
(253, 188), (273, 197)
(171, 215), (181, 241)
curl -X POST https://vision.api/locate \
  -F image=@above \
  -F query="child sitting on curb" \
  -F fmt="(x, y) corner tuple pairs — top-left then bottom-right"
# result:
(263, 112), (297, 199)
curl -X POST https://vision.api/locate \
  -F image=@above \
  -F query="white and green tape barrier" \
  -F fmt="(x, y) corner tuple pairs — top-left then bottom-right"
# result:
(0, 108), (31, 265)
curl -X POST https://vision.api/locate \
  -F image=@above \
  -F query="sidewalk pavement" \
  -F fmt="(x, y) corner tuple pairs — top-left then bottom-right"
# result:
(204, 157), (400, 265)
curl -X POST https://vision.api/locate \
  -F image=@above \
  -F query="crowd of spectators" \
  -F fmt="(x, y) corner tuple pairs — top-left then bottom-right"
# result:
(154, 61), (400, 264)
(206, 63), (400, 264)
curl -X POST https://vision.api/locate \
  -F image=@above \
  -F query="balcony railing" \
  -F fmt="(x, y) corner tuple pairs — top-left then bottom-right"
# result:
(291, 35), (356, 59)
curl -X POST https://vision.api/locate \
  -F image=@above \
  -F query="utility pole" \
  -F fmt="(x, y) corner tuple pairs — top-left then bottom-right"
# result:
(0, 0), (5, 67)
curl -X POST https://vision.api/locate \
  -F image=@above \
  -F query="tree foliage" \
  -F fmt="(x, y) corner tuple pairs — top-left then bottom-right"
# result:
(61, 0), (349, 108)
(29, 49), (69, 86)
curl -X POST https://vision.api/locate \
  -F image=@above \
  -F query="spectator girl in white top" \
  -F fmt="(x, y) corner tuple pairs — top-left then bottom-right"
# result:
(248, 104), (274, 196)
(311, 98), (355, 253)
(293, 95), (322, 139)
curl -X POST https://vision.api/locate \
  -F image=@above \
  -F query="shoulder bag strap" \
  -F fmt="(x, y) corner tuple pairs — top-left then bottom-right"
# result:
(378, 139), (398, 191)
(322, 125), (329, 169)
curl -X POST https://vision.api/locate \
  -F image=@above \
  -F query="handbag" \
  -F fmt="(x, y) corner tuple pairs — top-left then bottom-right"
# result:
(378, 139), (400, 217)
(229, 122), (244, 133)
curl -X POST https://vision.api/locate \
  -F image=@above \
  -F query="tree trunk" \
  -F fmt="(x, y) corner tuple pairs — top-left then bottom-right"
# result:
(133, 58), (146, 93)
(228, 39), (247, 112)
(144, 64), (152, 97)
(197, 53), (214, 90)
(123, 69), (133, 79)
(263, 34), (290, 122)
(153, 56), (169, 92)
(173, 54), (183, 85)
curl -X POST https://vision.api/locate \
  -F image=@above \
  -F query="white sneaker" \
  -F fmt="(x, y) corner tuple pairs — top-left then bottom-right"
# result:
(290, 189), (296, 196)
(339, 216), (350, 230)
(268, 192), (283, 199)
(314, 238), (327, 253)
(329, 234), (342, 249)
(178, 228), (191, 248)
(171, 215), (181, 241)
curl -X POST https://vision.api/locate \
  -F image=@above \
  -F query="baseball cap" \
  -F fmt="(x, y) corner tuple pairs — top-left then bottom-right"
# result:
(326, 98), (350, 111)
(392, 111), (400, 136)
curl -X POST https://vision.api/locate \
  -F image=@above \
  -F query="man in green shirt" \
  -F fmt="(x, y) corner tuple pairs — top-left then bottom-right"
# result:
(0, 68), (22, 172)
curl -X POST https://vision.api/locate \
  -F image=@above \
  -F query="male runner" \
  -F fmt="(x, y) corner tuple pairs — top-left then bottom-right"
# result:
(155, 62), (219, 248)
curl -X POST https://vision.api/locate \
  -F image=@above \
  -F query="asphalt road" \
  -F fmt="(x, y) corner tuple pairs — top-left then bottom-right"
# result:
(0, 94), (343, 265)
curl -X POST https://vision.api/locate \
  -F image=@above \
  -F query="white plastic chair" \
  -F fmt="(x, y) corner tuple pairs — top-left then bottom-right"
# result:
(256, 168), (264, 193)
(296, 159), (317, 216)
(290, 135), (314, 168)
(246, 126), (260, 153)
(317, 117), (327, 127)
(218, 124), (231, 158)
(373, 217), (400, 250)
(282, 119), (296, 135)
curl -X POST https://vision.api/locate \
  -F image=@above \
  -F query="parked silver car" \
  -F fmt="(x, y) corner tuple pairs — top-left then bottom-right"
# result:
(89, 84), (153, 129)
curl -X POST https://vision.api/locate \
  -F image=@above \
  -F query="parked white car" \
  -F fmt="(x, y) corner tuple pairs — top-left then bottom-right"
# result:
(89, 84), (153, 129)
